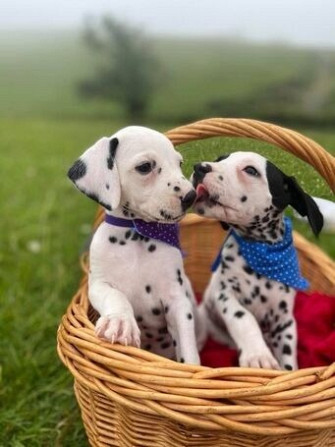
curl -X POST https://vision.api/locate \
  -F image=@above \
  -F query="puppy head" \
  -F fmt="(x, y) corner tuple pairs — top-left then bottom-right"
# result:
(192, 151), (323, 236)
(68, 126), (196, 222)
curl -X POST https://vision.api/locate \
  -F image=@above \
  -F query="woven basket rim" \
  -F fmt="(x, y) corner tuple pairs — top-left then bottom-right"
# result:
(58, 118), (335, 437)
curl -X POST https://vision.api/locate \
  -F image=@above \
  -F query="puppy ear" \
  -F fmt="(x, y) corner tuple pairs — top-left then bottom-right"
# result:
(67, 137), (121, 211)
(214, 153), (231, 162)
(284, 176), (324, 236)
(266, 161), (323, 236)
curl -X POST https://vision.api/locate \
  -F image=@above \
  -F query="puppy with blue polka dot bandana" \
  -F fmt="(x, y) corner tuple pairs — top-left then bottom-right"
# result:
(68, 126), (206, 364)
(192, 152), (323, 370)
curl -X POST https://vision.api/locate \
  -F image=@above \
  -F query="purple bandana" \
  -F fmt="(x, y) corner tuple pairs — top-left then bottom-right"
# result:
(105, 214), (181, 251)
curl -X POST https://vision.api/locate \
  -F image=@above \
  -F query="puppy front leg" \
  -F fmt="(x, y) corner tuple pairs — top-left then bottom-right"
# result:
(212, 292), (280, 369)
(183, 276), (208, 351)
(89, 280), (141, 347)
(165, 295), (200, 365)
(270, 316), (298, 371)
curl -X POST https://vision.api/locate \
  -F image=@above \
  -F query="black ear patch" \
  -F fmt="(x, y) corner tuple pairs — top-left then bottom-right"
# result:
(284, 176), (324, 236)
(215, 153), (231, 162)
(266, 161), (290, 210)
(107, 137), (119, 170)
(68, 159), (87, 182)
(266, 160), (324, 236)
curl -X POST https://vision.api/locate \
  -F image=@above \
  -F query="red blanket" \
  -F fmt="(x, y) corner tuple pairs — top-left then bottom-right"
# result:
(200, 291), (335, 369)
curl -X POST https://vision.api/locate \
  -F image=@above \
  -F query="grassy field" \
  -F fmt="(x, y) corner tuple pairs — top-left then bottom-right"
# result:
(1, 30), (334, 445)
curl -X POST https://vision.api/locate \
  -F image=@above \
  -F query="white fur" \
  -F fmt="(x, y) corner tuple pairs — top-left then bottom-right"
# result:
(192, 152), (302, 370)
(69, 126), (205, 364)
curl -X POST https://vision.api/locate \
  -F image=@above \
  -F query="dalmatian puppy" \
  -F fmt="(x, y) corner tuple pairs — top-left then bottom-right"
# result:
(68, 126), (204, 364)
(192, 152), (323, 370)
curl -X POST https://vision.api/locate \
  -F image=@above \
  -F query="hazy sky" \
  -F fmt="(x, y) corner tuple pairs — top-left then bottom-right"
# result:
(2, 0), (335, 47)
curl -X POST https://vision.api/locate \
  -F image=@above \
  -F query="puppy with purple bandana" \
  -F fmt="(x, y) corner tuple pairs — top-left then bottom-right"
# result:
(192, 152), (323, 370)
(68, 126), (205, 364)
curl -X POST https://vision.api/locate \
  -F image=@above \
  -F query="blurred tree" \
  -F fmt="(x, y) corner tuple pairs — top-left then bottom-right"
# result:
(79, 16), (161, 120)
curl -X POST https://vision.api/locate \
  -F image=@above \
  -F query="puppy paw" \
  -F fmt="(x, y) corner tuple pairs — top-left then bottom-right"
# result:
(239, 348), (280, 370)
(95, 314), (141, 348)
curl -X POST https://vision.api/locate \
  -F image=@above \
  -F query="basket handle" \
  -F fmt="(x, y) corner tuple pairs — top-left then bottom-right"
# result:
(165, 118), (335, 193)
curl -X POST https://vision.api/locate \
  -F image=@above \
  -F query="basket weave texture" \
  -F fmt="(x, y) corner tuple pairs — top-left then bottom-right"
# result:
(58, 118), (335, 446)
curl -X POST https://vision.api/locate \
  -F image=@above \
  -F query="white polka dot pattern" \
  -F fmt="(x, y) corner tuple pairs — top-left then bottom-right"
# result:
(212, 217), (309, 290)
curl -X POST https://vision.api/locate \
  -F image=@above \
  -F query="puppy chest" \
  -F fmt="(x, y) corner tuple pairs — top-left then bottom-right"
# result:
(212, 235), (293, 320)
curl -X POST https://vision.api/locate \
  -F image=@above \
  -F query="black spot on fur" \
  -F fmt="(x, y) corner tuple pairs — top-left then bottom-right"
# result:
(180, 358), (185, 363)
(279, 300), (287, 310)
(243, 265), (254, 275)
(145, 285), (151, 293)
(282, 344), (292, 355)
(285, 364), (293, 371)
(148, 244), (156, 252)
(232, 285), (241, 293)
(125, 230), (132, 239)
(286, 334), (293, 340)
(225, 255), (235, 262)
(234, 311), (245, 318)
(68, 158), (87, 181)
(177, 269), (183, 285)
(271, 320), (293, 338)
(252, 286), (260, 298)
(136, 316), (143, 323)
(119, 240), (126, 245)
(240, 195), (248, 202)
(161, 342), (171, 349)
(187, 313), (193, 320)
(107, 137), (118, 170)
(152, 307), (161, 316)
(158, 327), (168, 334)
(109, 236), (117, 243)
(164, 306), (169, 313)
(145, 332), (153, 339)
(260, 295), (267, 303)
(173, 340), (177, 347)
(265, 281), (273, 290)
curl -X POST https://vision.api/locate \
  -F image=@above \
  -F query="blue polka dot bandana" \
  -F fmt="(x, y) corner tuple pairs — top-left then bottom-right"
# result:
(105, 214), (181, 251)
(212, 217), (309, 291)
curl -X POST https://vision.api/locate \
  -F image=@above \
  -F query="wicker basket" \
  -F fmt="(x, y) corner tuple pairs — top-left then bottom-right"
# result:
(58, 118), (335, 446)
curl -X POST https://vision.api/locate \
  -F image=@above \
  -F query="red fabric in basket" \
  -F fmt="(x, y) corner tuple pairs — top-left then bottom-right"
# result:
(198, 291), (335, 369)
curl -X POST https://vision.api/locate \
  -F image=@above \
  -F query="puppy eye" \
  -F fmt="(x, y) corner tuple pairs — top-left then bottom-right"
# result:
(135, 162), (153, 175)
(243, 166), (260, 177)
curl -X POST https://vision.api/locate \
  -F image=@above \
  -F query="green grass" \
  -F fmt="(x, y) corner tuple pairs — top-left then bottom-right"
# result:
(1, 30), (335, 445)
(1, 116), (334, 445)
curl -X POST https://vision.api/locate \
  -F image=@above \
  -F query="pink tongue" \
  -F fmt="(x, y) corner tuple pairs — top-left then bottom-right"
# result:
(196, 184), (209, 200)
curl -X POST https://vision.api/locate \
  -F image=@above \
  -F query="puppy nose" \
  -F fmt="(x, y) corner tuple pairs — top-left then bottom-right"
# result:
(181, 190), (197, 211)
(193, 163), (212, 180)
